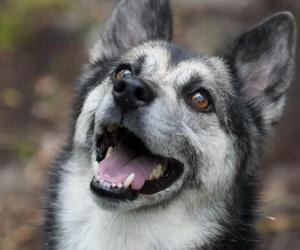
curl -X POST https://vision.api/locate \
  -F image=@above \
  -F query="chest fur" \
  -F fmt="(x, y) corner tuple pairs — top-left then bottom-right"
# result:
(56, 169), (222, 250)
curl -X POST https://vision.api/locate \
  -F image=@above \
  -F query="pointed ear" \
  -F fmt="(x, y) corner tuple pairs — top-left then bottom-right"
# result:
(90, 0), (172, 62)
(223, 12), (296, 128)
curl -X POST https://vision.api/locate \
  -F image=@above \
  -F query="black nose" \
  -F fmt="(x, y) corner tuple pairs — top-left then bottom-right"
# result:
(112, 77), (155, 112)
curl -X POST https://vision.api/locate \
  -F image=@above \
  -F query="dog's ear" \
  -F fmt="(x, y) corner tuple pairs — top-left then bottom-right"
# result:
(224, 12), (296, 128)
(90, 0), (172, 62)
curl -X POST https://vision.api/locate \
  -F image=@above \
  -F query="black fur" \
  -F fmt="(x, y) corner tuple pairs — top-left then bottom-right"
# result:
(223, 12), (296, 126)
(44, 145), (71, 250)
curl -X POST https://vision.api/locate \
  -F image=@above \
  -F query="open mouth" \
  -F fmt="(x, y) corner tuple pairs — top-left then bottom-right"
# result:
(90, 125), (183, 200)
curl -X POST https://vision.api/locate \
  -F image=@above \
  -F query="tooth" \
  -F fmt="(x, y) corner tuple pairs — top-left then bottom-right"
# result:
(100, 179), (105, 184)
(117, 183), (123, 189)
(107, 124), (118, 133)
(105, 146), (114, 159)
(112, 183), (117, 188)
(123, 173), (135, 188)
(156, 171), (161, 179)
(104, 182), (111, 188)
(151, 168), (157, 179)
(149, 173), (154, 180)
(152, 169), (157, 179)
(153, 164), (162, 179)
(95, 175), (100, 181)
(157, 165), (162, 176)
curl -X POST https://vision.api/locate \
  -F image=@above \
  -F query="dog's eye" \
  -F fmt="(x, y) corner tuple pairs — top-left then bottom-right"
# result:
(114, 68), (132, 81)
(190, 90), (210, 111)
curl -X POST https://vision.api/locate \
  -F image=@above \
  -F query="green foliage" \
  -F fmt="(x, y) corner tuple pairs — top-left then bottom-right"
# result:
(0, 0), (70, 50)
(1, 88), (23, 108)
(16, 139), (37, 160)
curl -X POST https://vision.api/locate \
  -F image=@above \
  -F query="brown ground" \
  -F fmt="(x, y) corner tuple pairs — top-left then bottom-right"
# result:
(0, 0), (299, 249)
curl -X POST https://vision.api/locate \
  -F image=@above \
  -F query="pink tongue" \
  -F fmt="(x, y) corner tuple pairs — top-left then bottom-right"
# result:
(98, 147), (157, 190)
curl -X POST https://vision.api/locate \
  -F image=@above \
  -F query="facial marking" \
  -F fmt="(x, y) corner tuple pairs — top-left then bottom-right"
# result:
(125, 42), (171, 84)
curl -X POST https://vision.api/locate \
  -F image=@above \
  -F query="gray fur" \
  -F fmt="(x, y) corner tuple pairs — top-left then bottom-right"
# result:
(90, 0), (172, 62)
(223, 12), (296, 128)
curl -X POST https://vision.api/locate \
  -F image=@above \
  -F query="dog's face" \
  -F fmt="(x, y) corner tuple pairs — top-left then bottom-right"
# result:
(87, 42), (237, 210)
(72, 0), (295, 211)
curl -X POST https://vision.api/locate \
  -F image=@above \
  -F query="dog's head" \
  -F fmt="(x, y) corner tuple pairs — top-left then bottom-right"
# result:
(72, 0), (296, 211)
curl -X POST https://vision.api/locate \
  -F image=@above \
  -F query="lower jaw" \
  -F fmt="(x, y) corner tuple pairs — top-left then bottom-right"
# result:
(90, 176), (189, 214)
(90, 165), (184, 201)
(90, 177), (138, 200)
(91, 152), (184, 200)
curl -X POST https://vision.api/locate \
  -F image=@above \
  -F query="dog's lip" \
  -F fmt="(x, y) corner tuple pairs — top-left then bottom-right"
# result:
(91, 177), (138, 200)
(90, 124), (184, 200)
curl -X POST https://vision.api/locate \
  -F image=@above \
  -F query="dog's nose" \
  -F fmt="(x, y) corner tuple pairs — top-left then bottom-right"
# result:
(112, 77), (155, 112)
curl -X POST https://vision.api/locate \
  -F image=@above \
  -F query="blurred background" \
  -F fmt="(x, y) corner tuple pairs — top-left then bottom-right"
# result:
(0, 0), (299, 249)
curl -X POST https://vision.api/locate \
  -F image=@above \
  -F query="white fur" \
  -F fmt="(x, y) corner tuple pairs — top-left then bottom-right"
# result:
(126, 42), (171, 83)
(74, 81), (110, 147)
(57, 158), (225, 250)
(90, 40), (105, 63)
(198, 130), (237, 196)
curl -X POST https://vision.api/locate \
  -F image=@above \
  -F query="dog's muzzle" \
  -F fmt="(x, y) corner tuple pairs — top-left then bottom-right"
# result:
(90, 125), (184, 201)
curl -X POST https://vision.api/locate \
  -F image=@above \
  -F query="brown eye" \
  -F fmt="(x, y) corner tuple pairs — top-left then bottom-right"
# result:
(114, 69), (132, 81)
(191, 91), (210, 110)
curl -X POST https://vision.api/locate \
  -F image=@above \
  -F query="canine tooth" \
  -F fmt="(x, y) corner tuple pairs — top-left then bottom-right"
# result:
(117, 183), (123, 189)
(105, 146), (114, 159)
(157, 164), (162, 175)
(152, 169), (158, 179)
(150, 168), (157, 179)
(123, 173), (135, 188)
(149, 173), (154, 180)
(153, 164), (162, 179)
(95, 175), (100, 181)
(107, 124), (118, 133)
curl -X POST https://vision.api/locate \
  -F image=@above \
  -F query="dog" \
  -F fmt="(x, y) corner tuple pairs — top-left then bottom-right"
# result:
(44, 0), (296, 249)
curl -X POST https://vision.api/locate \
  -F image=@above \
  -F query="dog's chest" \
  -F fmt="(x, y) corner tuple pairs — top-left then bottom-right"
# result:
(58, 212), (200, 250)
(56, 171), (220, 250)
